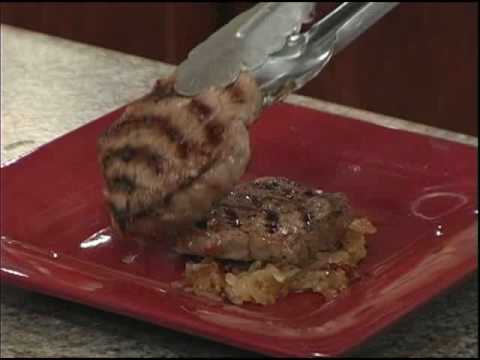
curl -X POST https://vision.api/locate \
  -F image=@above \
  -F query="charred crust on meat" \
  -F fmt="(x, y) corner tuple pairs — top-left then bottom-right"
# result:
(177, 142), (188, 159)
(146, 153), (164, 175)
(120, 146), (136, 162)
(257, 179), (279, 190)
(135, 207), (155, 218)
(102, 146), (164, 175)
(194, 219), (209, 230)
(101, 154), (112, 169)
(223, 207), (241, 227)
(176, 157), (217, 192)
(150, 116), (183, 143)
(264, 209), (280, 233)
(100, 146), (136, 166)
(188, 99), (213, 121)
(164, 193), (173, 206)
(108, 176), (136, 194)
(304, 190), (315, 197)
(249, 194), (263, 208)
(109, 204), (129, 232)
(132, 157), (219, 219)
(174, 178), (357, 264)
(107, 115), (184, 144)
(145, 116), (198, 159)
(179, 175), (196, 191)
(105, 115), (204, 160)
(182, 141), (213, 160)
(204, 122), (225, 146)
(177, 141), (196, 159)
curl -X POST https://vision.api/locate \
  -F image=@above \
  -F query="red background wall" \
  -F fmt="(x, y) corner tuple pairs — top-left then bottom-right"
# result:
(1, 2), (477, 136)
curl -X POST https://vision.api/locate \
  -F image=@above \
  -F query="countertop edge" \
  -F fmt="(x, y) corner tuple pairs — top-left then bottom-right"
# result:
(285, 94), (478, 147)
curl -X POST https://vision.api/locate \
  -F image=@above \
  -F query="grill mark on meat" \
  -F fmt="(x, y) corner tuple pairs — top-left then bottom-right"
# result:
(175, 177), (354, 264)
(150, 115), (183, 143)
(104, 115), (164, 139)
(99, 72), (262, 235)
(118, 146), (136, 162)
(109, 203), (129, 232)
(142, 116), (195, 160)
(133, 207), (155, 222)
(178, 175), (196, 191)
(204, 121), (225, 146)
(249, 194), (263, 208)
(227, 204), (259, 213)
(131, 156), (219, 220)
(177, 143), (190, 159)
(146, 153), (165, 175)
(188, 99), (213, 121)
(108, 176), (136, 194)
(102, 146), (165, 175)
(194, 219), (208, 230)
(105, 115), (198, 159)
(223, 207), (241, 227)
(107, 154), (221, 230)
(177, 141), (207, 159)
(228, 83), (246, 104)
(176, 156), (218, 192)
(264, 209), (280, 233)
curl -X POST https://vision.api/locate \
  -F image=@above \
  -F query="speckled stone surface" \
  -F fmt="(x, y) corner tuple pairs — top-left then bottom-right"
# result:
(1, 25), (478, 358)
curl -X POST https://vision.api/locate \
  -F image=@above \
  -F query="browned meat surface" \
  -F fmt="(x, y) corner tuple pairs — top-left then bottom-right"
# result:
(175, 177), (353, 265)
(97, 72), (262, 236)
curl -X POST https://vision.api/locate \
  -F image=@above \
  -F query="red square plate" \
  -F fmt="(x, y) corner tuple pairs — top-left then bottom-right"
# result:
(1, 102), (477, 357)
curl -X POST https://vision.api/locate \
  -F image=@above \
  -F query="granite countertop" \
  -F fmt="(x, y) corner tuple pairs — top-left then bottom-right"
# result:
(1, 25), (478, 358)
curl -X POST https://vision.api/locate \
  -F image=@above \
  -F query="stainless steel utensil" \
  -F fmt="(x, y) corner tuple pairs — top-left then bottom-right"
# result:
(175, 2), (399, 105)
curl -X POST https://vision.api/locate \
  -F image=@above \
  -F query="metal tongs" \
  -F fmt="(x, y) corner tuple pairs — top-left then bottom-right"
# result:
(175, 2), (399, 105)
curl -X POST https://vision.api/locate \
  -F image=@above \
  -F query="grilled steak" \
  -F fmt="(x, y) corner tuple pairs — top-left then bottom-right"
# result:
(97, 72), (262, 236)
(175, 177), (353, 265)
